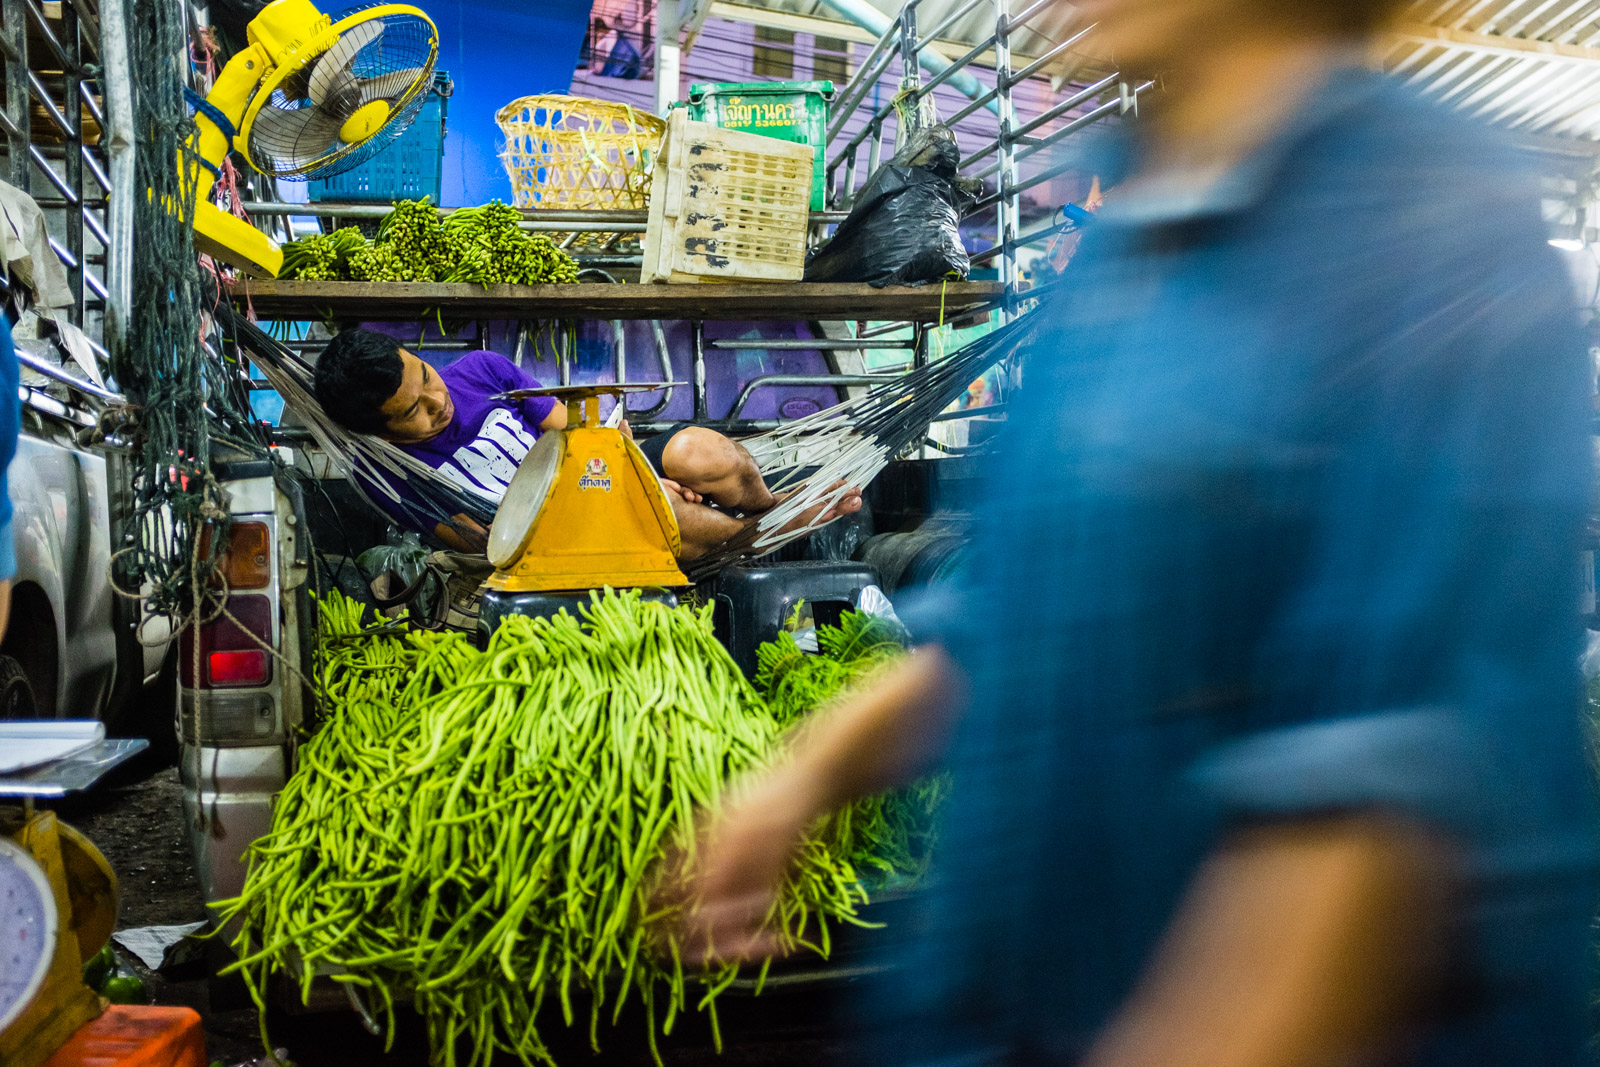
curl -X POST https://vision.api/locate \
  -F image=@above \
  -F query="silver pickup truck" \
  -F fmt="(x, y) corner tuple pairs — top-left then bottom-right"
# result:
(5, 346), (172, 731)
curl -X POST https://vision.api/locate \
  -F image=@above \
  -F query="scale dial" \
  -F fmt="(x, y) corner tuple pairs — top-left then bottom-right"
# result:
(488, 432), (564, 570)
(0, 835), (57, 1034)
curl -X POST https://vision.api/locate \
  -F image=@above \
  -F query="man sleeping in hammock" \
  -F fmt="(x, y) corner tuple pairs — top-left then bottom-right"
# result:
(313, 329), (863, 559)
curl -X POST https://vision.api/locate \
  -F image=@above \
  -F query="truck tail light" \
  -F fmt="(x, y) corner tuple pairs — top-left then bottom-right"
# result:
(208, 650), (269, 686)
(196, 521), (272, 590)
(180, 594), (274, 689)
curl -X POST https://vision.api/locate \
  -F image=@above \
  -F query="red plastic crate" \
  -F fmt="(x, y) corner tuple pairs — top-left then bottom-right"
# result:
(43, 1006), (206, 1067)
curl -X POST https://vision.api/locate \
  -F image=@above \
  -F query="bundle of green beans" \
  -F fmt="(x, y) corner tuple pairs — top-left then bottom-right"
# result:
(440, 200), (580, 286)
(277, 226), (369, 280)
(275, 199), (579, 285)
(754, 609), (946, 880)
(215, 589), (869, 1067)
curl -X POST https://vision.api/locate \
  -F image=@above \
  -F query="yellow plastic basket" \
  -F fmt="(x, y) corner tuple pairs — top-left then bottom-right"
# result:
(642, 110), (813, 284)
(495, 95), (665, 211)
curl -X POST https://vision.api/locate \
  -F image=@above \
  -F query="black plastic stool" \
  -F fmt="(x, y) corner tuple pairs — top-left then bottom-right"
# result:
(477, 587), (681, 647)
(708, 560), (882, 677)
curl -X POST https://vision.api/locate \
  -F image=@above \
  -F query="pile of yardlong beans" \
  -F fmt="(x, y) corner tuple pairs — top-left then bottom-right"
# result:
(214, 590), (869, 1067)
(755, 609), (947, 881)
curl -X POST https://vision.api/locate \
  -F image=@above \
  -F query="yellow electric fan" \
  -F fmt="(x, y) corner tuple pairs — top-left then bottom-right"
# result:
(186, 0), (439, 275)
(487, 384), (691, 594)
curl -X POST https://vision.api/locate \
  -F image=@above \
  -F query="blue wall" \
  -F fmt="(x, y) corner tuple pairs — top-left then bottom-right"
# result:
(428, 0), (592, 206)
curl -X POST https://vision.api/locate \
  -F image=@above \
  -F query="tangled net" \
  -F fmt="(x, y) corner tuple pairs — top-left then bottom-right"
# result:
(113, 0), (269, 618)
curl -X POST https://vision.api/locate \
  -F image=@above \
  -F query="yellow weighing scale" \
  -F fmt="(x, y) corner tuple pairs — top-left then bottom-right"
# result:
(486, 383), (691, 593)
(0, 806), (120, 1066)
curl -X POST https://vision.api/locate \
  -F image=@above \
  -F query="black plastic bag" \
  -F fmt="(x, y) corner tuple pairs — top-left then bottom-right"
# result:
(805, 124), (982, 287)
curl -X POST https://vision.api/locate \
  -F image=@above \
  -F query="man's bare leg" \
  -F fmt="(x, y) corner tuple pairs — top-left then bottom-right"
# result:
(671, 494), (752, 560)
(670, 486), (864, 561)
(660, 427), (864, 524)
(660, 428), (777, 513)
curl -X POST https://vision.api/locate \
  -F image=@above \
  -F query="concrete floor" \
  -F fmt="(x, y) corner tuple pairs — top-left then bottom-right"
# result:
(47, 752), (856, 1067)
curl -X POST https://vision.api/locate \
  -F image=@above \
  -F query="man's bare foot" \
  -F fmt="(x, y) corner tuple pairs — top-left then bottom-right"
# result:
(764, 481), (864, 537)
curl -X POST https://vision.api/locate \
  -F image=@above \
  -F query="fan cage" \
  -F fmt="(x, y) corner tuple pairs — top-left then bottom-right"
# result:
(246, 7), (438, 181)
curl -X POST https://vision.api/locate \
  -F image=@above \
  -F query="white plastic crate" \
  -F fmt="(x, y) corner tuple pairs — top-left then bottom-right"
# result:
(642, 110), (813, 284)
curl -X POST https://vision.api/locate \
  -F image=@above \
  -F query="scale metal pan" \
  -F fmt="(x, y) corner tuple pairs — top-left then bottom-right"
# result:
(492, 382), (689, 402)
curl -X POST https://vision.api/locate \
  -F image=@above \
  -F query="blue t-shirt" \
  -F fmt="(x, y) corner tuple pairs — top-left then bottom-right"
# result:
(359, 350), (557, 527)
(869, 70), (1599, 1065)
(0, 316), (17, 580)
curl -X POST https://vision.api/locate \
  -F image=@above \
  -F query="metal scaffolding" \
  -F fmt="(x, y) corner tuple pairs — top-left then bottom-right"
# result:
(0, 0), (112, 331)
(821, 0), (1151, 312)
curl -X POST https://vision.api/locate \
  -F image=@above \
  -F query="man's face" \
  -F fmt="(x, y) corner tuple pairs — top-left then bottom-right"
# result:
(1072, 0), (1253, 72)
(379, 349), (455, 443)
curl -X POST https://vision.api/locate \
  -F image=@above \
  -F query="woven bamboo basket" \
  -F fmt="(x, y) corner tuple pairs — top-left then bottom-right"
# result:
(495, 95), (665, 212)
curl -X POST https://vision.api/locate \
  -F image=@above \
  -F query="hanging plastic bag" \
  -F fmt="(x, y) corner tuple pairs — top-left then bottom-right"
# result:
(804, 123), (982, 288)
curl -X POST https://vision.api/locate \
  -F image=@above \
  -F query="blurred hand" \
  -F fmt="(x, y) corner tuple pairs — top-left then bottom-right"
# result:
(620, 418), (635, 440)
(660, 478), (703, 504)
(675, 767), (817, 964)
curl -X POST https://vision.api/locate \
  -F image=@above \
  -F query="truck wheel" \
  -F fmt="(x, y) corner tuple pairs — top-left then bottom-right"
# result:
(0, 654), (37, 718)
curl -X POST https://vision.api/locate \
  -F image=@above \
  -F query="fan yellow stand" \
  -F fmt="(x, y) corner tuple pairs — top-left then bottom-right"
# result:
(486, 385), (689, 594)
(0, 807), (118, 1067)
(184, 0), (438, 276)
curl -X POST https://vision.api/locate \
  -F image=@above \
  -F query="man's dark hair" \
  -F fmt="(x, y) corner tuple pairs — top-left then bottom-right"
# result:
(313, 329), (405, 435)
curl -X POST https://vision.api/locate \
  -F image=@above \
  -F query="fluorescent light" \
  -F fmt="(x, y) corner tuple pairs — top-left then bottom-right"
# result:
(1550, 238), (1587, 251)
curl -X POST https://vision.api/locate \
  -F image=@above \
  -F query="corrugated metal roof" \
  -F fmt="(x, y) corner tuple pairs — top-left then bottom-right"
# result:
(706, 0), (1600, 146)
(1367, 2), (1600, 145)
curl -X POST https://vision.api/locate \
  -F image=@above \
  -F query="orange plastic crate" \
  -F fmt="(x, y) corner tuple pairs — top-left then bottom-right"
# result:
(43, 1006), (206, 1067)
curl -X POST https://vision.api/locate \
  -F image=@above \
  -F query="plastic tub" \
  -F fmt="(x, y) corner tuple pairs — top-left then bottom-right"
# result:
(680, 80), (834, 211)
(43, 1005), (206, 1067)
(308, 71), (452, 204)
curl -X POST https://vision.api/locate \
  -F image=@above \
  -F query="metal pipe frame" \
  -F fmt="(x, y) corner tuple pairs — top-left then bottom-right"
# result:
(992, 0), (1018, 314)
(21, 383), (94, 426)
(691, 321), (709, 422)
(822, 1), (1144, 311)
(623, 319), (676, 421)
(0, 0), (106, 327)
(15, 344), (123, 402)
(100, 0), (134, 350)
(710, 337), (915, 350)
(721, 372), (902, 424)
(3, 0), (28, 192)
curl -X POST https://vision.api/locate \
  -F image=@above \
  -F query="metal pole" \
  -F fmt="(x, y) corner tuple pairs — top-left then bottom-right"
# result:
(654, 0), (681, 115)
(993, 0), (1018, 321)
(710, 338), (914, 350)
(99, 0), (135, 351)
(3, 0), (27, 192)
(62, 1), (83, 325)
(691, 320), (708, 422)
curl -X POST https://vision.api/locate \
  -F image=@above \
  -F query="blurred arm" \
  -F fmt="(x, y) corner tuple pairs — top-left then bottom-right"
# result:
(434, 513), (489, 554)
(779, 645), (964, 813)
(680, 646), (964, 961)
(1083, 815), (1453, 1067)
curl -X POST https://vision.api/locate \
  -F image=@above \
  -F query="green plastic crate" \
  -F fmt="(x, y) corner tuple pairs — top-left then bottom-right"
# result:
(679, 80), (834, 211)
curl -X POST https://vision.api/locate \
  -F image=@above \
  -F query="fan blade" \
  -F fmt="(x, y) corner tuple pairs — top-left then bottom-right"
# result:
(308, 19), (383, 108)
(250, 105), (343, 169)
(275, 66), (312, 105)
(358, 66), (429, 106)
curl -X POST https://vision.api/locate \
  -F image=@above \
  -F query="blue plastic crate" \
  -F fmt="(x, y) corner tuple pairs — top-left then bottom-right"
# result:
(308, 71), (451, 203)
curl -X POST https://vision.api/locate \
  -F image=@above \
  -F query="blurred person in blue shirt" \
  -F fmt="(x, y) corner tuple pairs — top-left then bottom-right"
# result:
(679, 0), (1600, 1064)
(0, 312), (20, 639)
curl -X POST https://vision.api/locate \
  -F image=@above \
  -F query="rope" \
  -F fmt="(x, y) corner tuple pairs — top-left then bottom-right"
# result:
(183, 86), (236, 148)
(115, 0), (271, 625)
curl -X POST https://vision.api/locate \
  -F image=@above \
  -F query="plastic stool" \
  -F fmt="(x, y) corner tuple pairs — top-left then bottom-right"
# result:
(44, 1006), (206, 1067)
(709, 560), (881, 676)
